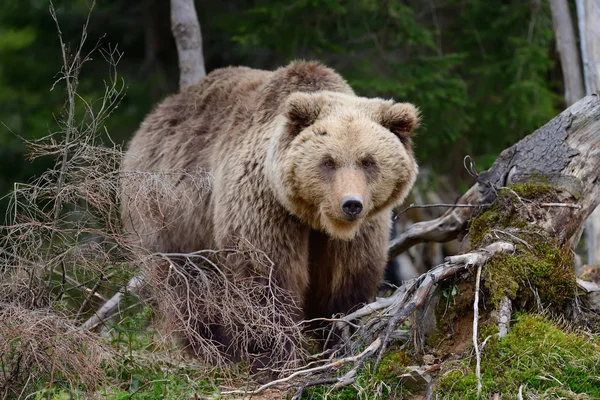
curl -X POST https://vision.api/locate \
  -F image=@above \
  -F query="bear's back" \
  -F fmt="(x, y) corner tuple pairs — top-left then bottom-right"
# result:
(122, 66), (271, 174)
(123, 61), (353, 174)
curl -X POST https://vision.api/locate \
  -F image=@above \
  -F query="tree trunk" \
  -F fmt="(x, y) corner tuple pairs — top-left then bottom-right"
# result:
(389, 95), (600, 259)
(576, 0), (600, 265)
(170, 0), (206, 90)
(549, 0), (585, 106)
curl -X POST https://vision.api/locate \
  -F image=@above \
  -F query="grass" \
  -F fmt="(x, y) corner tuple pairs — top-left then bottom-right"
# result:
(12, 306), (228, 400)
(435, 313), (600, 399)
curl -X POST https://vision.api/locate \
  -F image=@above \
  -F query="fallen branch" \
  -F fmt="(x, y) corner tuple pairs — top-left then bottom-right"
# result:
(496, 296), (513, 339)
(221, 338), (382, 396)
(80, 275), (143, 330)
(228, 241), (516, 397)
(396, 202), (492, 216)
(576, 278), (600, 292)
(390, 95), (600, 260)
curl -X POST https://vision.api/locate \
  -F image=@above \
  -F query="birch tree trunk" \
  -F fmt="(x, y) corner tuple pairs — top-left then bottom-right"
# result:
(171, 0), (206, 90)
(576, 0), (600, 266)
(550, 0), (585, 106)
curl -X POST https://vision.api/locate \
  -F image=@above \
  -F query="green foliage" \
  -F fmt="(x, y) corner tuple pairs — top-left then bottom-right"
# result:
(373, 350), (411, 383)
(101, 309), (222, 400)
(435, 314), (600, 399)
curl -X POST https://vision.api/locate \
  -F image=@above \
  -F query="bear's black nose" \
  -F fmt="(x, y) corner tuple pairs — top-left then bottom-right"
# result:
(341, 195), (363, 218)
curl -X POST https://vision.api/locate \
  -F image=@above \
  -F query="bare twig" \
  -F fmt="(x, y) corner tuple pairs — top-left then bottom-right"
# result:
(539, 202), (582, 208)
(221, 338), (382, 396)
(81, 275), (144, 331)
(396, 202), (492, 217)
(473, 263), (483, 397)
(388, 184), (485, 259)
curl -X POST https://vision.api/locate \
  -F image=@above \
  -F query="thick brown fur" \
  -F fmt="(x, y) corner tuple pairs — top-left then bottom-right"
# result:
(121, 61), (419, 366)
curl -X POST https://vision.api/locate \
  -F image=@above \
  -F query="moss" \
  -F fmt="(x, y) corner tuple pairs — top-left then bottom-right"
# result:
(468, 196), (526, 249)
(468, 183), (558, 249)
(435, 314), (600, 399)
(508, 182), (554, 199)
(374, 350), (411, 382)
(301, 385), (359, 399)
(467, 183), (576, 309)
(484, 234), (575, 307)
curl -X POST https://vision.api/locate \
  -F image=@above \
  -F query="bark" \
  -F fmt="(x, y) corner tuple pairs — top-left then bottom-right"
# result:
(576, 0), (600, 265)
(577, 0), (600, 95)
(549, 0), (585, 106)
(389, 95), (600, 259)
(170, 0), (206, 90)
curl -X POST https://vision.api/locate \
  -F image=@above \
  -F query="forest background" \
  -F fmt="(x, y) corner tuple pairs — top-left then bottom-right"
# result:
(0, 0), (567, 213)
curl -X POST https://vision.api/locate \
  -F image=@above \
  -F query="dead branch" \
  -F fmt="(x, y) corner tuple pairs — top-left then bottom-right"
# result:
(229, 242), (515, 396)
(396, 202), (492, 216)
(0, 304), (115, 397)
(473, 263), (483, 396)
(496, 296), (513, 339)
(80, 275), (144, 330)
(221, 338), (382, 396)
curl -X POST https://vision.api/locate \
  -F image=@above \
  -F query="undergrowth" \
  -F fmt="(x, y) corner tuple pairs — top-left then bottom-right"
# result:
(435, 313), (600, 399)
(14, 306), (227, 400)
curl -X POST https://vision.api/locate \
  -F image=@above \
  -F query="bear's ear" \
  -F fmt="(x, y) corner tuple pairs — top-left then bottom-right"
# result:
(285, 92), (322, 133)
(380, 102), (420, 142)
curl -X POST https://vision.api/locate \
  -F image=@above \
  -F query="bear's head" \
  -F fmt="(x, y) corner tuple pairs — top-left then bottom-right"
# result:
(267, 91), (419, 240)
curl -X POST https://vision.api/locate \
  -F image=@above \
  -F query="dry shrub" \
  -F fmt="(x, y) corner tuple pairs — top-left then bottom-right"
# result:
(143, 248), (308, 374)
(0, 4), (126, 397)
(0, 303), (115, 397)
(120, 155), (307, 372)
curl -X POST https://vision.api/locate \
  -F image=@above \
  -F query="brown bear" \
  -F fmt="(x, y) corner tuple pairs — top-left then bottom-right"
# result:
(120, 61), (419, 367)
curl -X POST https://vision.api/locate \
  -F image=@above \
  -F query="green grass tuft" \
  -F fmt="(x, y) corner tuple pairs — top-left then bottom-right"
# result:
(435, 314), (600, 399)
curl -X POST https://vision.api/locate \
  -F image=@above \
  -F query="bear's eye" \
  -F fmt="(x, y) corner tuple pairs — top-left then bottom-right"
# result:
(361, 159), (375, 169)
(323, 158), (336, 169)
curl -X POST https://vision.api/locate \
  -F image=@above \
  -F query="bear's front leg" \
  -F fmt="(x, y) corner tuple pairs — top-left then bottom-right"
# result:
(213, 199), (311, 372)
(305, 212), (392, 336)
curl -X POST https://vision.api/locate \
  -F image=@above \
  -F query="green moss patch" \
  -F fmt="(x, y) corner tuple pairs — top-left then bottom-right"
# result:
(374, 350), (411, 382)
(484, 234), (575, 307)
(468, 183), (556, 249)
(435, 314), (600, 399)
(467, 183), (576, 308)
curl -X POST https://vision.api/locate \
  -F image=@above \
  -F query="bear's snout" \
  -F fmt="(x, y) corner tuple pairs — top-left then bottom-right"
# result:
(340, 195), (363, 220)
